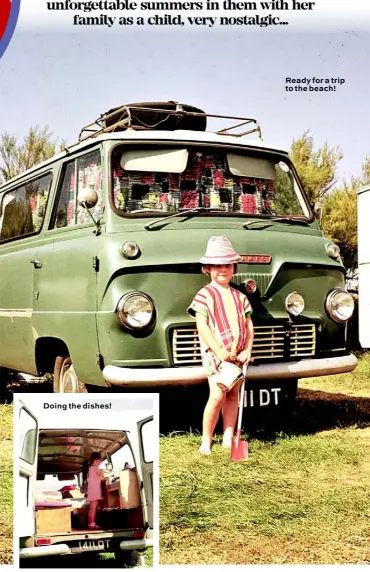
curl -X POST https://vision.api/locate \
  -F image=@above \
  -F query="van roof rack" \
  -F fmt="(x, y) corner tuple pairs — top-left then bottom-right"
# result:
(78, 103), (262, 142)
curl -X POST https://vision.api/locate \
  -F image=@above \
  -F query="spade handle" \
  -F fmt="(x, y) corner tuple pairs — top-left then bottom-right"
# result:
(236, 364), (248, 432)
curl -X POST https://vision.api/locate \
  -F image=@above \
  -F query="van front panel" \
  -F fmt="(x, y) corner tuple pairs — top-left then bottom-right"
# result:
(96, 225), (348, 377)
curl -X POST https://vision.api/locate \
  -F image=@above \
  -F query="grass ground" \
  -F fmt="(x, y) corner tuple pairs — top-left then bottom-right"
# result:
(160, 354), (370, 565)
(100, 548), (153, 567)
(299, 351), (370, 398)
(22, 548), (153, 568)
(0, 405), (13, 565)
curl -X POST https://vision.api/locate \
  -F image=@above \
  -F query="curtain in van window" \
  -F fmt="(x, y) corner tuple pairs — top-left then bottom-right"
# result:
(0, 174), (52, 241)
(113, 151), (276, 215)
(54, 150), (103, 228)
(56, 162), (75, 227)
(76, 156), (104, 225)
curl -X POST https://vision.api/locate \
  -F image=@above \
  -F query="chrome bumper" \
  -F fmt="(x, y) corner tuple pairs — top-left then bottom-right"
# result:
(19, 538), (152, 559)
(20, 544), (71, 558)
(103, 354), (358, 387)
(119, 538), (153, 550)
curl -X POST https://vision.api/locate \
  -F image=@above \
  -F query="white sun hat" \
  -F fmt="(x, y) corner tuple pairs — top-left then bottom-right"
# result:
(200, 235), (242, 265)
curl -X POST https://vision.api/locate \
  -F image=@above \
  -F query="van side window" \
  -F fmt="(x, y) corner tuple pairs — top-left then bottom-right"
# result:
(53, 150), (103, 229)
(141, 419), (154, 463)
(101, 444), (136, 473)
(0, 173), (52, 242)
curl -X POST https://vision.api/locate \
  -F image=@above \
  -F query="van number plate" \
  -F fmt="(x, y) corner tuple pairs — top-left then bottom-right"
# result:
(243, 388), (281, 407)
(77, 539), (110, 552)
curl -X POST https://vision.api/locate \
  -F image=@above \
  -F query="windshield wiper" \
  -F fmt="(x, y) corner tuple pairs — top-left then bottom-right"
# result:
(269, 216), (311, 225)
(144, 207), (224, 231)
(244, 216), (311, 230)
(130, 208), (165, 214)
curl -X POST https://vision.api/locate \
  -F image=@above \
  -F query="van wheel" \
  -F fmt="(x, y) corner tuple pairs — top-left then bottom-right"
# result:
(114, 549), (141, 567)
(0, 368), (12, 404)
(53, 357), (87, 394)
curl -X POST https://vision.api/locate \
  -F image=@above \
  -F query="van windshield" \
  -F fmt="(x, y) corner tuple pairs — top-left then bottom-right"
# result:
(111, 146), (310, 218)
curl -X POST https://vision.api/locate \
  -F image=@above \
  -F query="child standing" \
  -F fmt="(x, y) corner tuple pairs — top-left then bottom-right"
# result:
(87, 452), (105, 529)
(188, 236), (254, 455)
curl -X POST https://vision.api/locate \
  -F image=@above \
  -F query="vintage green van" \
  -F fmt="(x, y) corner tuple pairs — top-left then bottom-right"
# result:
(0, 102), (357, 404)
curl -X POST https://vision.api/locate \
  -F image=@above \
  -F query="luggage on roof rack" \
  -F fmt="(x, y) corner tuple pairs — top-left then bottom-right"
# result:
(103, 101), (207, 132)
(77, 101), (262, 143)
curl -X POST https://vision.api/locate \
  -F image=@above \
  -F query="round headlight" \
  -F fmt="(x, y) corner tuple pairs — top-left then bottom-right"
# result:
(325, 289), (355, 323)
(116, 292), (154, 330)
(285, 292), (305, 316)
(120, 241), (140, 259)
(326, 243), (341, 260)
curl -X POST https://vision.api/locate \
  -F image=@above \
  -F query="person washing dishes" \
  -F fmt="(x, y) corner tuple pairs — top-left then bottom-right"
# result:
(87, 452), (112, 529)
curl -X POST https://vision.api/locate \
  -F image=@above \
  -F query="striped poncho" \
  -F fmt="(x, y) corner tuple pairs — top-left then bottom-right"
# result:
(187, 283), (253, 377)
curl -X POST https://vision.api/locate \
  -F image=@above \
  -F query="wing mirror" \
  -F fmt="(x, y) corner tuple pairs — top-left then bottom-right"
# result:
(78, 188), (98, 209)
(77, 189), (101, 235)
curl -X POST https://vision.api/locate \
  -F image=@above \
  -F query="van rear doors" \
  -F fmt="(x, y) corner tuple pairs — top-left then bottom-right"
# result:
(18, 401), (39, 540)
(137, 416), (154, 531)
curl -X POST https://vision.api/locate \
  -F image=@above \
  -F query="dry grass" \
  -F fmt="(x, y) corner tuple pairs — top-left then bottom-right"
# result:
(0, 405), (13, 564)
(160, 354), (370, 565)
(22, 549), (153, 568)
(300, 351), (370, 398)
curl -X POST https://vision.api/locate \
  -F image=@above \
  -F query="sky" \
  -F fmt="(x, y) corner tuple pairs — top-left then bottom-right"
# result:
(1, 3), (370, 186)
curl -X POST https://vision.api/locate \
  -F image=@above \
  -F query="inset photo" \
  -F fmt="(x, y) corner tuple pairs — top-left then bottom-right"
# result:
(15, 394), (157, 568)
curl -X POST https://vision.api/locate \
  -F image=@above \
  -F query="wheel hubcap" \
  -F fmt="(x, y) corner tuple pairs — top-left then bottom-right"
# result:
(60, 361), (79, 393)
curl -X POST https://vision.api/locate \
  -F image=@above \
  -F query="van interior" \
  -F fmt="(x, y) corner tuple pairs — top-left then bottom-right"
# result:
(34, 430), (144, 535)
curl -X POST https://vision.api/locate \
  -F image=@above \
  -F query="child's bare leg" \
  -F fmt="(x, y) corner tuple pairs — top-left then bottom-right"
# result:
(201, 381), (226, 453)
(222, 380), (242, 448)
(88, 500), (99, 527)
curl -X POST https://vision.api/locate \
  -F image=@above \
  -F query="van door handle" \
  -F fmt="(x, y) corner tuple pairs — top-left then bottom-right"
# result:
(30, 259), (43, 269)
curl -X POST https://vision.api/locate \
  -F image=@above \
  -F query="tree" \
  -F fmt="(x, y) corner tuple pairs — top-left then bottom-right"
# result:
(321, 156), (370, 277)
(0, 126), (65, 184)
(290, 130), (343, 207)
(321, 187), (358, 276)
(359, 155), (370, 185)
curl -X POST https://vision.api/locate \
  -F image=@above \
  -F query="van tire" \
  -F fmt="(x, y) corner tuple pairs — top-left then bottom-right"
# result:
(114, 549), (141, 567)
(0, 368), (11, 404)
(53, 357), (88, 394)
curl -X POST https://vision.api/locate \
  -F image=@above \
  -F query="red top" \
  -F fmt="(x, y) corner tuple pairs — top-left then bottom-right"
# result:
(188, 284), (253, 376)
(0, 0), (11, 41)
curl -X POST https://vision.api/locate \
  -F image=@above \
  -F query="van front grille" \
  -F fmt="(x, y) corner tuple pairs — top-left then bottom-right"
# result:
(289, 324), (317, 357)
(171, 323), (316, 365)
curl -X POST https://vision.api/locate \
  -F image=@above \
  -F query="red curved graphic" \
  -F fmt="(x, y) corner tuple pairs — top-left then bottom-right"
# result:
(0, 0), (11, 41)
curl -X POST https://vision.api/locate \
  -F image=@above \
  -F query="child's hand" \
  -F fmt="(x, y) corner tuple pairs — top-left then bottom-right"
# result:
(215, 346), (233, 362)
(236, 349), (253, 366)
(229, 346), (238, 362)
